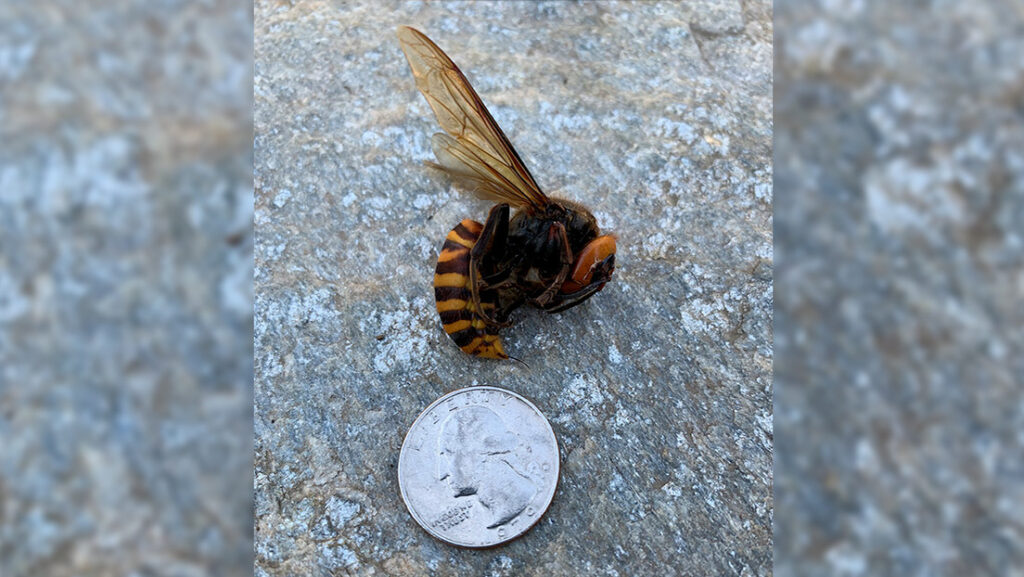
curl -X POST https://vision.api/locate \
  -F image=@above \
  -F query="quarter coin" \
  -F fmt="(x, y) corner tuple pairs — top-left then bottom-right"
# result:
(398, 386), (559, 547)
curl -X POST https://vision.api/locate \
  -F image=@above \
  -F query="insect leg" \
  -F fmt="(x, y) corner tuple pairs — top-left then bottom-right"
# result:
(530, 222), (574, 308)
(540, 253), (614, 313)
(469, 204), (514, 327)
(495, 291), (526, 324)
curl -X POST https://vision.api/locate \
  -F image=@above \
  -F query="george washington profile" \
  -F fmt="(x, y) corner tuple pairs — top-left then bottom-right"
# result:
(436, 405), (538, 529)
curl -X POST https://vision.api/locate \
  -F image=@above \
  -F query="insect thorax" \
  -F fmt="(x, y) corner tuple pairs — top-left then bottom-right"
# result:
(504, 200), (600, 292)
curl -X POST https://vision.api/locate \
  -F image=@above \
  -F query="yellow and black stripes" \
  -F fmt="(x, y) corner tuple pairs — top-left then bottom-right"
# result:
(433, 219), (508, 359)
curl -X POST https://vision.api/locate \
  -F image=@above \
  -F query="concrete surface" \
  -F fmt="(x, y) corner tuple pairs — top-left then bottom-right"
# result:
(255, 1), (772, 575)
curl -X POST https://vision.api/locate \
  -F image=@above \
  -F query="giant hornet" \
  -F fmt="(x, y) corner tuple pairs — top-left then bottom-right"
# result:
(397, 26), (616, 360)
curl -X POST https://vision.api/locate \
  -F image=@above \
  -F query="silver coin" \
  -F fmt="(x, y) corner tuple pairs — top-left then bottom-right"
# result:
(398, 386), (559, 547)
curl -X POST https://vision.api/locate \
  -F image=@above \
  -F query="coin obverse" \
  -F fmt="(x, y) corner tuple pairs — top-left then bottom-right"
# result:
(398, 386), (560, 547)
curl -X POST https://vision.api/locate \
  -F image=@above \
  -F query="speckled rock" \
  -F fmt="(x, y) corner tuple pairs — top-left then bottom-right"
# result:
(775, 0), (1024, 575)
(0, 1), (253, 576)
(255, 1), (772, 576)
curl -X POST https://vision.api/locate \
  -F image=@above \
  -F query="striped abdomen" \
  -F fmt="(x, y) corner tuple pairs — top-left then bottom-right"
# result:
(433, 219), (508, 359)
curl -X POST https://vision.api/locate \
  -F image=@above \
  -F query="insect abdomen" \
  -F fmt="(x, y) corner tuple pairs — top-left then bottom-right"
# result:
(433, 219), (508, 359)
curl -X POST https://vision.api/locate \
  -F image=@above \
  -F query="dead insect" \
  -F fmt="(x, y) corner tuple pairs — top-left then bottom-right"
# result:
(397, 26), (616, 359)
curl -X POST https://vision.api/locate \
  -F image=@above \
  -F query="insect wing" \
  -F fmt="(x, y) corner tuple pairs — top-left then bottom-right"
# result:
(429, 133), (528, 204)
(396, 26), (549, 212)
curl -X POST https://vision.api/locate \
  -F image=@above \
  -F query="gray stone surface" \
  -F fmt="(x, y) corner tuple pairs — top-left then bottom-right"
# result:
(775, 0), (1024, 575)
(255, 1), (771, 575)
(0, 1), (253, 576)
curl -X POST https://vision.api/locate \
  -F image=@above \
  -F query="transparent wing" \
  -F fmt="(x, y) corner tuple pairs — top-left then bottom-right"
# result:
(396, 25), (549, 212)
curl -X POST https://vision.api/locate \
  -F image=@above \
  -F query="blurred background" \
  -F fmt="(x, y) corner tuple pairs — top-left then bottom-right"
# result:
(775, 0), (1024, 575)
(0, 1), (253, 575)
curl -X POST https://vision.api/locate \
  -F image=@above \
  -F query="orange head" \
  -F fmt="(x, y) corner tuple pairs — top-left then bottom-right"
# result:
(560, 235), (616, 294)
